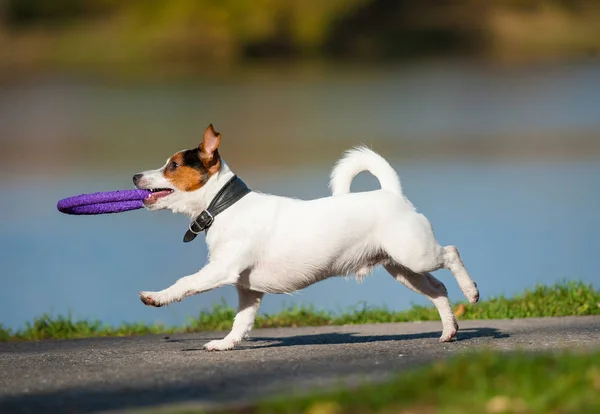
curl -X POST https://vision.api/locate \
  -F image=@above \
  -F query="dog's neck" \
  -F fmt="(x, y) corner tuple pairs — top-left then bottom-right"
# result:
(173, 162), (236, 218)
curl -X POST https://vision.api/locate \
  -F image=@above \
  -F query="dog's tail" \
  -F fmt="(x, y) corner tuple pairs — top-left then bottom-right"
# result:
(329, 146), (402, 196)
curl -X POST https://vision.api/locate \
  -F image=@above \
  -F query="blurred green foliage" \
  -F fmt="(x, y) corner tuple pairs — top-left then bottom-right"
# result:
(244, 350), (600, 414)
(0, 0), (598, 74)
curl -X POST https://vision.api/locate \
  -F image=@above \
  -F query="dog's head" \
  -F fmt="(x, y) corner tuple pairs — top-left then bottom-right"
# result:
(133, 124), (225, 216)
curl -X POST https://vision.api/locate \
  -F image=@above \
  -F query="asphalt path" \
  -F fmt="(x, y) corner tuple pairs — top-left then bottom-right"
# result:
(1, 316), (599, 413)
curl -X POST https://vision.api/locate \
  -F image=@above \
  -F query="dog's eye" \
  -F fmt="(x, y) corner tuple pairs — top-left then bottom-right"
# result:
(169, 161), (179, 170)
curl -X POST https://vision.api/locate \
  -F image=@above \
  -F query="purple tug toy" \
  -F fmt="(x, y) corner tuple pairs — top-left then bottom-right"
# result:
(57, 189), (151, 215)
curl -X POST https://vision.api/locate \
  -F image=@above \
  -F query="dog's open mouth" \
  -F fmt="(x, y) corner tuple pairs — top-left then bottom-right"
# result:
(144, 188), (174, 204)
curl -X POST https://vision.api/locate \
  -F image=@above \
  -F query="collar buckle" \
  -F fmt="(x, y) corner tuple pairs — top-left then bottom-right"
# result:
(189, 210), (214, 234)
(183, 175), (251, 243)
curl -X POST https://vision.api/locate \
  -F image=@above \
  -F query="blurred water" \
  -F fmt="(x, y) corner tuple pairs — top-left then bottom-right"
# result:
(0, 159), (598, 330)
(1, 61), (599, 330)
(2, 60), (600, 166)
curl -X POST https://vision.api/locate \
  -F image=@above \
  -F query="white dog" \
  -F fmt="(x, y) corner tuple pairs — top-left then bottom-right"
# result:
(133, 125), (479, 351)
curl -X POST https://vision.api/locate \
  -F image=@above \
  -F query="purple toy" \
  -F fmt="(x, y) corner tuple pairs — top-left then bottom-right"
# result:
(57, 189), (151, 215)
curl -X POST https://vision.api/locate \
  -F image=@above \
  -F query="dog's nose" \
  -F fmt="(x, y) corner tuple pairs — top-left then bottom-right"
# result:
(133, 174), (143, 185)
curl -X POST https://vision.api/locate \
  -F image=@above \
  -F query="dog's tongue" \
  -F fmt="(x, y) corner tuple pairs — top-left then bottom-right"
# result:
(147, 190), (170, 201)
(153, 190), (171, 198)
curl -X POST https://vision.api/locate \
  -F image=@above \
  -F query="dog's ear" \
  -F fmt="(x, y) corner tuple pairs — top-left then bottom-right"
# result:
(199, 124), (221, 173)
(200, 124), (221, 155)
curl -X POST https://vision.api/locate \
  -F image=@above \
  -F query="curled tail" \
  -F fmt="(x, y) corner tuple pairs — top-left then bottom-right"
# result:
(329, 146), (402, 196)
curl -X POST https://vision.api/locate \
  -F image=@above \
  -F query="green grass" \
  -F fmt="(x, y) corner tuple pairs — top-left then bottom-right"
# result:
(219, 350), (600, 414)
(1, 280), (599, 342)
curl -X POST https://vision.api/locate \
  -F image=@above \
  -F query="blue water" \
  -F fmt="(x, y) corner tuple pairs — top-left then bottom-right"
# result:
(1, 61), (600, 330)
(1, 159), (598, 330)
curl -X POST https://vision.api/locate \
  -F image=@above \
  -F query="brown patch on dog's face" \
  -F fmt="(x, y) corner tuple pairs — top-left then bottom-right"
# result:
(162, 124), (223, 192)
(163, 151), (207, 192)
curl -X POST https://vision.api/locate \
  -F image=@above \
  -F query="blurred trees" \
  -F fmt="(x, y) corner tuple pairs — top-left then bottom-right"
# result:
(4, 0), (113, 26)
(0, 0), (598, 74)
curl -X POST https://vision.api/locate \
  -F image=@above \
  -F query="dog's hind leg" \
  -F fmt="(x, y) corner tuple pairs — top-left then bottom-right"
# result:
(204, 287), (264, 351)
(442, 246), (479, 304)
(385, 264), (459, 342)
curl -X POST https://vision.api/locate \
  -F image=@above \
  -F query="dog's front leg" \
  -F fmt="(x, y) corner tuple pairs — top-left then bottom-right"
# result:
(140, 261), (238, 307)
(204, 286), (264, 351)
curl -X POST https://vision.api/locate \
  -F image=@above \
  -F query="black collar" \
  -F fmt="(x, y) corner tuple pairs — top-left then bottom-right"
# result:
(183, 175), (251, 243)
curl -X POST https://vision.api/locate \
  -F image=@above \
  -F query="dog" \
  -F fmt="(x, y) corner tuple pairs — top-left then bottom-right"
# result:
(133, 124), (479, 351)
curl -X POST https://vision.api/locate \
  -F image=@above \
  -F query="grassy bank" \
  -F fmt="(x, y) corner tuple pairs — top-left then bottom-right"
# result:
(217, 350), (600, 414)
(1, 281), (598, 342)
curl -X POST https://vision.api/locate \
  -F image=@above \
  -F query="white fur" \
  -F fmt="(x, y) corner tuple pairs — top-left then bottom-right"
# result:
(135, 146), (479, 350)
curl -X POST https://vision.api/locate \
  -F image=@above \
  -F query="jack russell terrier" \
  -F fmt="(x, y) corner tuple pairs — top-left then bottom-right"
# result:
(133, 125), (479, 351)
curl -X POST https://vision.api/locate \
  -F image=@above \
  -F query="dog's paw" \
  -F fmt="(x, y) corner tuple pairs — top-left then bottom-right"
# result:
(439, 328), (457, 343)
(140, 291), (163, 307)
(467, 288), (480, 304)
(203, 339), (236, 351)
